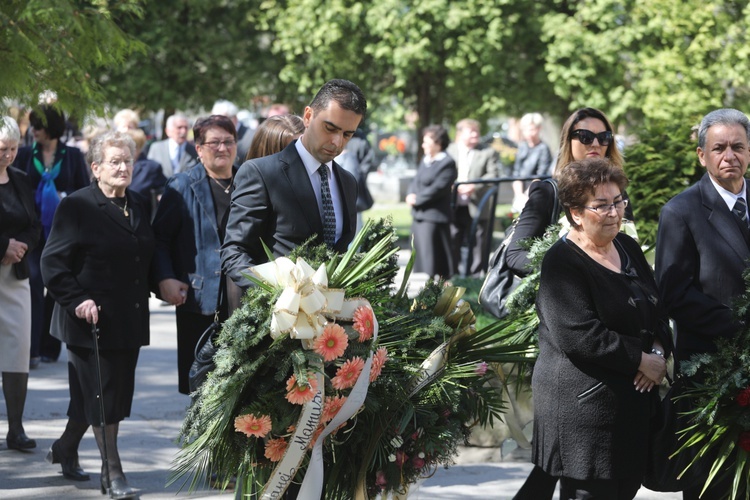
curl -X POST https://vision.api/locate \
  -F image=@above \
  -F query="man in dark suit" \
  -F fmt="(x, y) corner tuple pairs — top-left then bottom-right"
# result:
(222, 79), (366, 291)
(655, 108), (750, 500)
(446, 118), (499, 277)
(147, 114), (198, 178)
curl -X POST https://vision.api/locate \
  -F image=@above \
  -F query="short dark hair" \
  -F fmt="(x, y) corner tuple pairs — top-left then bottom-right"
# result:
(423, 125), (450, 151)
(309, 79), (367, 118)
(29, 105), (67, 140)
(558, 157), (629, 229)
(193, 115), (237, 145)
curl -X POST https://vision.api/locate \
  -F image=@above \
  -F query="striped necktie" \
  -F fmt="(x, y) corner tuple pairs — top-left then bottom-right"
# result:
(318, 164), (336, 246)
(733, 197), (749, 227)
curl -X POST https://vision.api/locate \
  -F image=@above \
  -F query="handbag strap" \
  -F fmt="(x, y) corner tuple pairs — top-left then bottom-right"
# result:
(543, 178), (562, 223)
(194, 274), (226, 359)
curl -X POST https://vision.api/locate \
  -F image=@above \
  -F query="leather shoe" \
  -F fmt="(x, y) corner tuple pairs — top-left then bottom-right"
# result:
(46, 440), (90, 481)
(6, 431), (36, 450)
(101, 476), (138, 499)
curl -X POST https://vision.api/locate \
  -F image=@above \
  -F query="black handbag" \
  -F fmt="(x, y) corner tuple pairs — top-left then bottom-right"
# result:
(479, 179), (559, 319)
(188, 281), (224, 393)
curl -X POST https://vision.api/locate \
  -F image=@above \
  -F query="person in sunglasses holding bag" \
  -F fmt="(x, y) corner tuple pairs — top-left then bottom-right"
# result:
(508, 108), (635, 499)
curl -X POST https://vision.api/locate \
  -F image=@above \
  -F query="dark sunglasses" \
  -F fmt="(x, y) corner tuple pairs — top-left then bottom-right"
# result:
(570, 129), (613, 146)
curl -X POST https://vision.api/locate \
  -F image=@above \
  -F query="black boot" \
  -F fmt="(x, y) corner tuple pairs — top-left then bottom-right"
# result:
(46, 419), (90, 481)
(3, 372), (36, 450)
(94, 423), (137, 499)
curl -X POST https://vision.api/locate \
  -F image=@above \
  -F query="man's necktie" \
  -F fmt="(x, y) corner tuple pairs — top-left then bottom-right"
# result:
(733, 197), (749, 227)
(318, 164), (336, 246)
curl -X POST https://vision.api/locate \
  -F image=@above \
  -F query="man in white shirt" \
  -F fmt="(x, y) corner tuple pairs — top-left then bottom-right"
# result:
(147, 114), (198, 177)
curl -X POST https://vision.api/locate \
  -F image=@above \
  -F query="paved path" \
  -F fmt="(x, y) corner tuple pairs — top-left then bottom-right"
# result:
(0, 251), (681, 499)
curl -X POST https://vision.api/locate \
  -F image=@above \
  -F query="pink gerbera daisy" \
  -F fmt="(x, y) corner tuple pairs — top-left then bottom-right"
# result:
(331, 357), (365, 390)
(352, 306), (375, 342)
(234, 413), (272, 438)
(369, 347), (388, 382)
(264, 437), (288, 462)
(285, 372), (319, 405)
(321, 395), (347, 422)
(313, 324), (349, 361)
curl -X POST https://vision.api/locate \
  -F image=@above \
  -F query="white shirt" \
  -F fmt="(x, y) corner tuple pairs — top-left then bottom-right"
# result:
(169, 139), (184, 174)
(295, 139), (344, 243)
(708, 175), (748, 217)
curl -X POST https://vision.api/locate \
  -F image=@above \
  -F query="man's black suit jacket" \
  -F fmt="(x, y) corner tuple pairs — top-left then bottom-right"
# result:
(655, 173), (750, 364)
(221, 140), (358, 290)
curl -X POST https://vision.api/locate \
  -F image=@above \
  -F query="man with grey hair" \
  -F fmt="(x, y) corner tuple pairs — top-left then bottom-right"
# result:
(147, 114), (198, 177)
(655, 108), (750, 499)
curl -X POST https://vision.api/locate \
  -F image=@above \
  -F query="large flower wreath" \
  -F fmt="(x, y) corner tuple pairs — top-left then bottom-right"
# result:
(674, 266), (750, 499)
(170, 219), (532, 499)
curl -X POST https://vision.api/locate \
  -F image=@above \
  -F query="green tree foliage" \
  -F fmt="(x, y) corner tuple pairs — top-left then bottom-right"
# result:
(624, 121), (703, 249)
(94, 0), (283, 114)
(543, 0), (750, 126)
(257, 0), (566, 130)
(0, 0), (145, 118)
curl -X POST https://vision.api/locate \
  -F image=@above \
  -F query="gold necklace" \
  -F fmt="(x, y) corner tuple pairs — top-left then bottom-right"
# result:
(210, 176), (233, 194)
(110, 199), (129, 217)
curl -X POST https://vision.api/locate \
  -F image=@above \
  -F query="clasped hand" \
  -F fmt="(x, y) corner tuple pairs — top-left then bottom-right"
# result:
(1, 238), (28, 265)
(159, 278), (189, 306)
(634, 352), (667, 393)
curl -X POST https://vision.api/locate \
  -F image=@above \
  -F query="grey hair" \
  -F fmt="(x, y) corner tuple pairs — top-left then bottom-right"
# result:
(88, 131), (136, 165)
(165, 113), (189, 129)
(520, 112), (544, 128)
(698, 108), (750, 149)
(0, 116), (21, 142)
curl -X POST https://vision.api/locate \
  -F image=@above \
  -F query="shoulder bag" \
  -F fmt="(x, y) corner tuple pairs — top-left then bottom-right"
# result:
(479, 178), (559, 319)
(188, 279), (224, 393)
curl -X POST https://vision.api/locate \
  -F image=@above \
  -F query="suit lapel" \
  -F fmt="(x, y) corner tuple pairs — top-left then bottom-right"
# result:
(280, 145), (322, 235)
(700, 174), (750, 260)
(333, 161), (355, 228)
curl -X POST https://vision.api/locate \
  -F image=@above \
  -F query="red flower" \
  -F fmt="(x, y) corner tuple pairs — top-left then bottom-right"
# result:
(737, 388), (750, 407)
(331, 357), (365, 390)
(234, 413), (272, 438)
(739, 431), (750, 452)
(285, 372), (319, 405)
(353, 306), (375, 342)
(264, 438), (288, 462)
(411, 456), (425, 469)
(313, 323), (348, 361)
(369, 347), (388, 382)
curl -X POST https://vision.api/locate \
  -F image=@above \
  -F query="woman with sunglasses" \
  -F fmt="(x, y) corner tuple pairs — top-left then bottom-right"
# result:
(506, 108), (633, 499)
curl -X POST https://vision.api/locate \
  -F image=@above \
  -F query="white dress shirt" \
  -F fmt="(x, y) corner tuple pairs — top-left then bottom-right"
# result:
(295, 139), (344, 243)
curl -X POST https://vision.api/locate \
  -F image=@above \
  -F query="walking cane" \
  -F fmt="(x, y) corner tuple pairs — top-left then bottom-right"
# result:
(92, 320), (110, 495)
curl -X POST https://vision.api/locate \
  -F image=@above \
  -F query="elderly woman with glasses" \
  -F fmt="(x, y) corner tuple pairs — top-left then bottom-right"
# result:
(152, 115), (238, 395)
(530, 157), (670, 499)
(507, 109), (638, 500)
(41, 131), (154, 499)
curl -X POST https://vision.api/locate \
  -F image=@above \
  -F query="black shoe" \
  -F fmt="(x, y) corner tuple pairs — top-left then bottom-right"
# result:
(46, 440), (90, 481)
(29, 357), (41, 369)
(101, 476), (138, 499)
(40, 356), (57, 363)
(6, 431), (36, 450)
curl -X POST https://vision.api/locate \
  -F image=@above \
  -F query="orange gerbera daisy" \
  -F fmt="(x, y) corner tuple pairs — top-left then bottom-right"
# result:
(313, 324), (348, 362)
(264, 437), (288, 462)
(285, 372), (319, 405)
(369, 347), (388, 382)
(352, 306), (375, 342)
(321, 395), (347, 422)
(331, 357), (365, 390)
(234, 413), (273, 438)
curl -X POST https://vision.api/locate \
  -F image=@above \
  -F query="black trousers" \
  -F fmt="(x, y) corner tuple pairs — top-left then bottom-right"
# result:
(450, 206), (489, 276)
(559, 476), (641, 500)
(175, 309), (216, 395)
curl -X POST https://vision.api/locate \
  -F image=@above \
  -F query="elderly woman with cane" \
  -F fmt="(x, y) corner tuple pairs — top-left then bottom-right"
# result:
(42, 131), (154, 499)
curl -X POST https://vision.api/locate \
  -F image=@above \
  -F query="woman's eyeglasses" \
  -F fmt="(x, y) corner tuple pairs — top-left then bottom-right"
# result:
(202, 139), (237, 150)
(584, 198), (629, 216)
(570, 129), (613, 146)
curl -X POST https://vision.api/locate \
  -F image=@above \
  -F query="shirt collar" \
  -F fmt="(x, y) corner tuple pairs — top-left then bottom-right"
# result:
(295, 138), (331, 176)
(708, 175), (747, 211)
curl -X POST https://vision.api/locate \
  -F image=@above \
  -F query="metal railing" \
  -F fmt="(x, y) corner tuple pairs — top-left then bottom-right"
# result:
(452, 175), (551, 277)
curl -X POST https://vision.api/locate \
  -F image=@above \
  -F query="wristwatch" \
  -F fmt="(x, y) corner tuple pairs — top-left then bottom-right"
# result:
(650, 347), (665, 358)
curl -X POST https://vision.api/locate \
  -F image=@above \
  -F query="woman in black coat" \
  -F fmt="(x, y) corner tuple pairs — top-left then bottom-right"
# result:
(532, 158), (671, 499)
(0, 116), (41, 451)
(41, 131), (154, 499)
(406, 125), (457, 279)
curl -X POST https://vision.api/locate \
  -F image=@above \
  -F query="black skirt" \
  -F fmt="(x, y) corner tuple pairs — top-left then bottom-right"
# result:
(66, 345), (140, 425)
